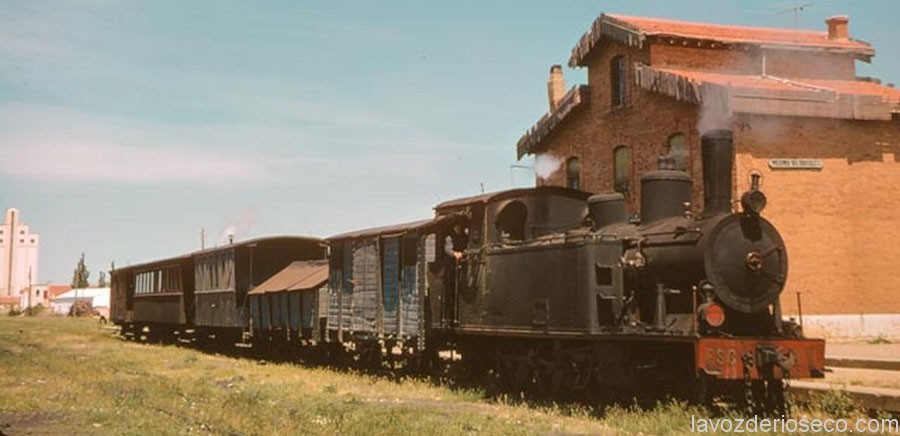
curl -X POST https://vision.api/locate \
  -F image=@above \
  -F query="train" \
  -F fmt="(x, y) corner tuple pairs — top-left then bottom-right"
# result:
(110, 129), (825, 411)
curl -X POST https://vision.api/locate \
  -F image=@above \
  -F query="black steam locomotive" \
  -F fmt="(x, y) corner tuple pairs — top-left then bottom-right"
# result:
(110, 129), (824, 409)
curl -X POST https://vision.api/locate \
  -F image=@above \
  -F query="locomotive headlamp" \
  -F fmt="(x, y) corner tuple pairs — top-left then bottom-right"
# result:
(698, 302), (725, 328)
(741, 171), (766, 215)
(741, 190), (767, 215)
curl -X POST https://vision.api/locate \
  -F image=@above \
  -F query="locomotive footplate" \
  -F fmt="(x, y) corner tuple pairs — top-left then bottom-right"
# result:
(695, 337), (825, 380)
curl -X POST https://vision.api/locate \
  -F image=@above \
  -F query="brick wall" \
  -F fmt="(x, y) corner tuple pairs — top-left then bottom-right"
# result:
(649, 44), (758, 73)
(532, 38), (900, 317)
(646, 42), (855, 79)
(541, 44), (706, 214)
(734, 114), (900, 315)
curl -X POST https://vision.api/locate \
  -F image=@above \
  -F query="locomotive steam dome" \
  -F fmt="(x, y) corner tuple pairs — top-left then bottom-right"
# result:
(703, 214), (788, 314)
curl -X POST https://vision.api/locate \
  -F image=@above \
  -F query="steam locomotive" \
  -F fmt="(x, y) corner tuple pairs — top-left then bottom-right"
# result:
(110, 129), (825, 409)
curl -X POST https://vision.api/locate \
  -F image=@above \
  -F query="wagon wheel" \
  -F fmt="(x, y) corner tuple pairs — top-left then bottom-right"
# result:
(534, 362), (565, 398)
(512, 358), (531, 396)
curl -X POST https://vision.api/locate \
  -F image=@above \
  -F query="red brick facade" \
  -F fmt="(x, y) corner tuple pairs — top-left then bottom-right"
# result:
(520, 14), (900, 317)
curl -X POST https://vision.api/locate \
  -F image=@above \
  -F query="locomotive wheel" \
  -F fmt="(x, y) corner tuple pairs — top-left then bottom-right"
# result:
(534, 363), (565, 398)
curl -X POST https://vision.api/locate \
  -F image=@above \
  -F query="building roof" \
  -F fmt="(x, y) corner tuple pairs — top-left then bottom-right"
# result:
(570, 13), (874, 67)
(516, 85), (590, 159)
(0, 296), (18, 305)
(248, 261), (328, 295)
(635, 64), (900, 120)
(48, 284), (72, 298)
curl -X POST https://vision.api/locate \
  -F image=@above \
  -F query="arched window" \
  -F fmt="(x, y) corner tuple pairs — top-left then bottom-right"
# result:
(566, 157), (581, 190)
(667, 133), (688, 171)
(610, 56), (627, 108)
(613, 146), (631, 196)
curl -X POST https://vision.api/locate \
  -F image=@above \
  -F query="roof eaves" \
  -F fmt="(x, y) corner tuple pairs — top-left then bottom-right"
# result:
(569, 14), (644, 68)
(516, 85), (590, 158)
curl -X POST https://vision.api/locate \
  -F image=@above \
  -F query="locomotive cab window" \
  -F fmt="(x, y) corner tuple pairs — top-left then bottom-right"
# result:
(495, 200), (528, 241)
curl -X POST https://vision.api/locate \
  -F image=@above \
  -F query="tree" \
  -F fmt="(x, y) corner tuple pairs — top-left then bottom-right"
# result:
(97, 270), (108, 288)
(71, 253), (90, 289)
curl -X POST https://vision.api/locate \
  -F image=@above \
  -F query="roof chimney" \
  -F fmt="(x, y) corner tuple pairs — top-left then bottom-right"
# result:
(547, 65), (566, 111)
(825, 15), (849, 40)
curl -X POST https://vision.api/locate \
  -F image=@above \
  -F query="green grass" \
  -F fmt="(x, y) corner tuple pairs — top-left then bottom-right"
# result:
(0, 317), (882, 435)
(0, 317), (609, 435)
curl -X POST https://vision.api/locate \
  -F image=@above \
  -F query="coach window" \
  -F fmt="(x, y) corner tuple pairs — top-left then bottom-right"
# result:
(611, 56), (627, 108)
(667, 133), (688, 171)
(613, 146), (631, 197)
(566, 157), (581, 190)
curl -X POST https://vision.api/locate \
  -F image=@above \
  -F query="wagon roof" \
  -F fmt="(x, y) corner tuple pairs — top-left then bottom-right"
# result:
(434, 186), (590, 213)
(326, 218), (439, 242)
(111, 254), (193, 274)
(190, 235), (322, 256)
(248, 260), (329, 295)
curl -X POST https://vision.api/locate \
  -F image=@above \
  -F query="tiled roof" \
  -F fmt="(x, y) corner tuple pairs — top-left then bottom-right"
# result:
(570, 13), (874, 67)
(48, 284), (72, 298)
(635, 65), (900, 120)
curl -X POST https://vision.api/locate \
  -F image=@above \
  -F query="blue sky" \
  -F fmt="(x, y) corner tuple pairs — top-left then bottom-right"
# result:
(2, 1), (898, 284)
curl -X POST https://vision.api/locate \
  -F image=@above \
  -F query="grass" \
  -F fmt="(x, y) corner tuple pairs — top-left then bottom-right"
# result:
(0, 317), (608, 435)
(0, 317), (887, 435)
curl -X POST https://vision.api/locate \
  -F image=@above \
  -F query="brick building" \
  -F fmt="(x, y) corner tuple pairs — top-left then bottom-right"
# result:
(517, 13), (900, 337)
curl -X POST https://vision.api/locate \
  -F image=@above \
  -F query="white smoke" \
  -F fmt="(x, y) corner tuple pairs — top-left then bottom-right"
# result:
(533, 154), (563, 181)
(697, 84), (733, 135)
(221, 207), (258, 244)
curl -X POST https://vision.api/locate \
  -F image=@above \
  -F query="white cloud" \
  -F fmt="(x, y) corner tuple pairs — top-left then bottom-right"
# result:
(2, 138), (272, 186)
(0, 103), (279, 186)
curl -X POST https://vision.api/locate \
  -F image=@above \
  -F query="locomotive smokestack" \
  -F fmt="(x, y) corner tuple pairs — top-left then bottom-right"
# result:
(700, 130), (734, 214)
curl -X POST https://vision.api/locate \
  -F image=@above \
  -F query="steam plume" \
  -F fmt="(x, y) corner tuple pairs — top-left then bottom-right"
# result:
(221, 207), (258, 244)
(534, 154), (563, 181)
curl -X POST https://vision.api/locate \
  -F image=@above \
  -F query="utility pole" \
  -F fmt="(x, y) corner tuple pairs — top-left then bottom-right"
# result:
(6, 209), (15, 298)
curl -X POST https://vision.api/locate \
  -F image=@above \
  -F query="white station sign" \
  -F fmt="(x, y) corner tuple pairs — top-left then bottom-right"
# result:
(767, 159), (823, 170)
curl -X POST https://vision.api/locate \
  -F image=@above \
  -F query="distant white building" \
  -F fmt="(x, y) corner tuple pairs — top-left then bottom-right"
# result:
(0, 208), (40, 299)
(51, 287), (110, 316)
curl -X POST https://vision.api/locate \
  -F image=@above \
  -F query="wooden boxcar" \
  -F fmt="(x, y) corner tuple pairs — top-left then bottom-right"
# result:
(325, 219), (441, 351)
(248, 260), (329, 342)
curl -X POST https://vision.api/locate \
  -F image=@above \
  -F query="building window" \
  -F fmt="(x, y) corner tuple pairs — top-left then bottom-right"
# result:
(667, 133), (688, 171)
(566, 157), (581, 190)
(614, 146), (631, 196)
(610, 56), (627, 108)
